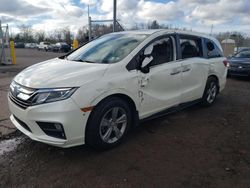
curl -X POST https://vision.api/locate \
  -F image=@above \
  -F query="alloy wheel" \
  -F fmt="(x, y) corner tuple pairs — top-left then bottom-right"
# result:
(99, 107), (127, 144)
(206, 82), (217, 103)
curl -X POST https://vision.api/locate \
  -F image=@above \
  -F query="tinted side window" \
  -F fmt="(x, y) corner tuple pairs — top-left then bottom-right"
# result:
(205, 39), (223, 58)
(148, 37), (173, 67)
(180, 36), (203, 59)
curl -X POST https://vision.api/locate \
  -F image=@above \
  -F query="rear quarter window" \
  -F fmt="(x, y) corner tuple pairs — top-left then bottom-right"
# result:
(204, 38), (223, 58)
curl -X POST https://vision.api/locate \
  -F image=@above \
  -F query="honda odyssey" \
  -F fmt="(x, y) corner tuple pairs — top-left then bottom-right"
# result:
(8, 30), (228, 149)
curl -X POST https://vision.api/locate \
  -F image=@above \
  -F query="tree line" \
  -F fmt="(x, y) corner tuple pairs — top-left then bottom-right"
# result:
(11, 21), (250, 47)
(11, 20), (189, 45)
(13, 24), (72, 44)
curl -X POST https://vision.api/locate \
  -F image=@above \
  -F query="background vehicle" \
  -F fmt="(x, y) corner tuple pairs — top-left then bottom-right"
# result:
(234, 47), (250, 54)
(52, 42), (71, 53)
(8, 30), (227, 150)
(238, 47), (250, 53)
(49, 44), (56, 51)
(38, 42), (51, 51)
(228, 50), (250, 77)
(14, 42), (25, 48)
(25, 43), (38, 49)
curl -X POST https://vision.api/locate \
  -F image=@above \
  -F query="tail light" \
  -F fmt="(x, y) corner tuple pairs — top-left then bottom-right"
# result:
(223, 60), (230, 67)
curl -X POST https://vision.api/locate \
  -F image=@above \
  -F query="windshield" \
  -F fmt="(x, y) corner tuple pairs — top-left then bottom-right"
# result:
(235, 50), (250, 58)
(67, 33), (148, 64)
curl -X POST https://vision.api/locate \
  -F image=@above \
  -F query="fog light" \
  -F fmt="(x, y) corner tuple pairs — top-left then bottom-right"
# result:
(37, 122), (66, 140)
(55, 123), (63, 131)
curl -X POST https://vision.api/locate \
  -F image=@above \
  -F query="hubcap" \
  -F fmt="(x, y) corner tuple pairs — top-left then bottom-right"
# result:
(207, 82), (217, 103)
(99, 107), (127, 144)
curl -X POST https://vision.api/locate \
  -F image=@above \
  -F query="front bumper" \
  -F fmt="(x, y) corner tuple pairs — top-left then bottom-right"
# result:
(228, 67), (250, 77)
(8, 95), (89, 148)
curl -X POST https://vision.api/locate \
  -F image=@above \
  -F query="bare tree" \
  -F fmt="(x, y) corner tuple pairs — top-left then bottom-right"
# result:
(230, 32), (245, 47)
(148, 20), (160, 29)
(35, 30), (45, 43)
(62, 27), (72, 45)
(76, 27), (88, 43)
(216, 31), (247, 47)
(18, 24), (34, 42)
(54, 29), (63, 42)
(90, 24), (113, 39)
(130, 23), (139, 30)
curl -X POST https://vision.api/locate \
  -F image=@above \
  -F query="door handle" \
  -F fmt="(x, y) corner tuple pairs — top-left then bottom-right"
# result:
(170, 71), (181, 75)
(182, 68), (191, 72)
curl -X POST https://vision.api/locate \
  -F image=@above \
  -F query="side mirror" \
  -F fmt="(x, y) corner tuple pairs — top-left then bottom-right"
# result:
(137, 44), (154, 73)
(141, 56), (153, 74)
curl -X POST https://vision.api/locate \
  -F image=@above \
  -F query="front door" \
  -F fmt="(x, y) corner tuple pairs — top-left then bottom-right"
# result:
(138, 35), (182, 118)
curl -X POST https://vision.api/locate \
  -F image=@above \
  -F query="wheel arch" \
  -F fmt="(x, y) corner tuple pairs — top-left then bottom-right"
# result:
(88, 92), (139, 129)
(207, 74), (220, 86)
(207, 74), (220, 92)
(96, 93), (137, 112)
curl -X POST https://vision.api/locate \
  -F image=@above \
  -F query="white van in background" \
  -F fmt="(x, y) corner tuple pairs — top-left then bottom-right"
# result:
(38, 42), (51, 51)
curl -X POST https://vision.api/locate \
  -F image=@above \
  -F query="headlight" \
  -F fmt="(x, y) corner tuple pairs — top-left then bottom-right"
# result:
(30, 88), (77, 105)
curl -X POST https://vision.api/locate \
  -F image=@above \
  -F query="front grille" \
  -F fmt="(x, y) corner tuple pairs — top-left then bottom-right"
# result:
(13, 115), (32, 132)
(230, 63), (250, 68)
(9, 81), (35, 109)
(9, 92), (31, 109)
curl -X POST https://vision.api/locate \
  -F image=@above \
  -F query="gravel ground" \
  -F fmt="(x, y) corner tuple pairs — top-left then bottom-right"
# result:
(0, 49), (250, 187)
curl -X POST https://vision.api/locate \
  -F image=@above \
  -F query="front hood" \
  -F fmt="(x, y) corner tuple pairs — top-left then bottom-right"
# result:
(229, 57), (250, 64)
(14, 58), (109, 88)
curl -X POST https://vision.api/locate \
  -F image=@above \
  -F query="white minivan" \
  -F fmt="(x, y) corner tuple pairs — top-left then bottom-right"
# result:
(8, 30), (228, 149)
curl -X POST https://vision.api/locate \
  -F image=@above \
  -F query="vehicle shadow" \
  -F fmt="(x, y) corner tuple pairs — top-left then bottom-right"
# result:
(16, 102), (203, 153)
(6, 102), (202, 158)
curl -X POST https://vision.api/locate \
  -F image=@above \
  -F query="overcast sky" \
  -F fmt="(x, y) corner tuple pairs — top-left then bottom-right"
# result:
(0, 0), (250, 35)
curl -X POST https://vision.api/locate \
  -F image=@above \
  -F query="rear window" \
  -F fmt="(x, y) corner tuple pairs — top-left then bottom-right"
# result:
(179, 36), (203, 59)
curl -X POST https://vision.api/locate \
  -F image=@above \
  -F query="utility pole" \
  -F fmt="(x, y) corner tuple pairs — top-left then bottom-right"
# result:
(210, 24), (213, 35)
(0, 21), (14, 65)
(0, 20), (5, 64)
(87, 0), (120, 41)
(113, 0), (117, 32)
(88, 4), (92, 41)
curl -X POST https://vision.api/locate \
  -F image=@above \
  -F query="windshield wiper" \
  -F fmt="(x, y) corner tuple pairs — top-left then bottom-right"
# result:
(72, 59), (96, 63)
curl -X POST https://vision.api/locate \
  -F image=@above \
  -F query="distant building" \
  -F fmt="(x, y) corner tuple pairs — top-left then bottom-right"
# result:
(221, 39), (235, 57)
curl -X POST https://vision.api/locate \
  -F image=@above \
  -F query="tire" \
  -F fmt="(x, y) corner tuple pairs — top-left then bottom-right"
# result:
(201, 77), (219, 107)
(86, 97), (132, 150)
